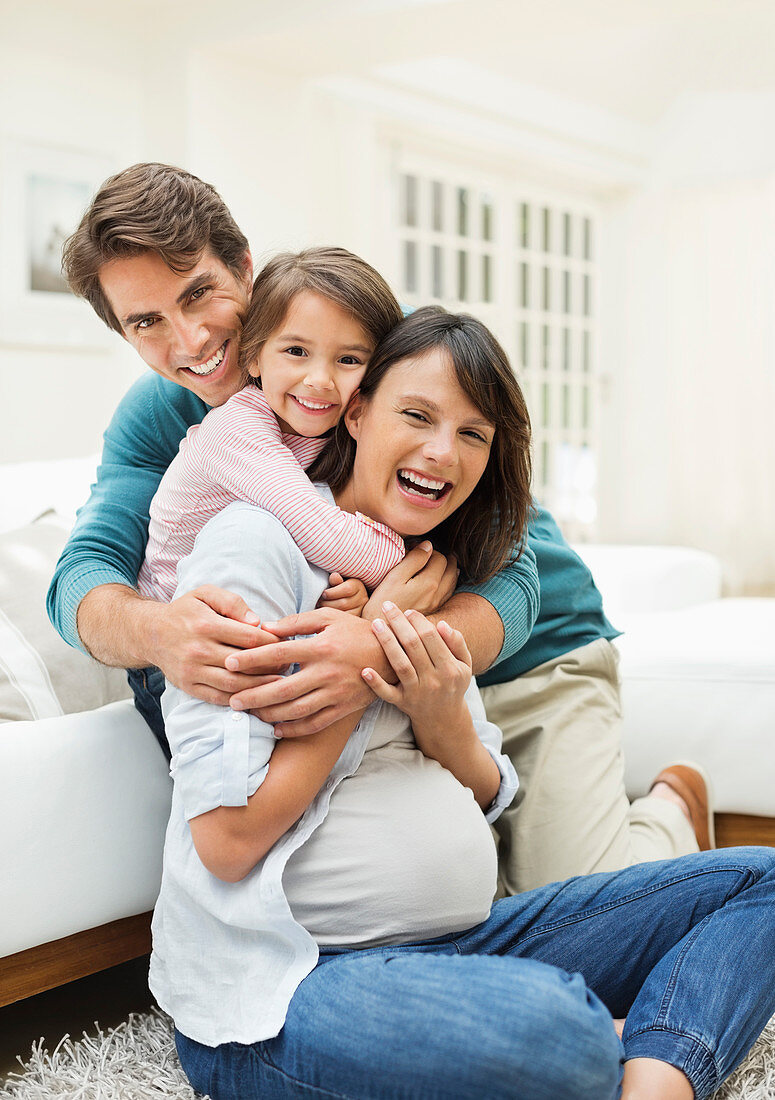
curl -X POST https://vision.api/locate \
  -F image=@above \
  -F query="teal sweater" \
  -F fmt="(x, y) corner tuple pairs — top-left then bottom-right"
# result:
(46, 373), (615, 683)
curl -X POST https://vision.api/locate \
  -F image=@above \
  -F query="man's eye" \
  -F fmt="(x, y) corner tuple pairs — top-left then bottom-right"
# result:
(190, 286), (209, 302)
(136, 318), (156, 331)
(285, 346), (307, 357)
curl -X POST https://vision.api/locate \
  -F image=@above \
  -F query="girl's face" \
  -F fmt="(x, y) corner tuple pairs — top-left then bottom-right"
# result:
(339, 348), (495, 538)
(247, 290), (374, 437)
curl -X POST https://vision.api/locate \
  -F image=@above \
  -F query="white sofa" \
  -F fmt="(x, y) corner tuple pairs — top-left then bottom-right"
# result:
(1, 457), (773, 1006)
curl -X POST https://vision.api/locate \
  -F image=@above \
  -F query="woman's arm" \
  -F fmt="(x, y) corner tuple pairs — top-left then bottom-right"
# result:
(362, 604), (502, 813)
(165, 501), (365, 883)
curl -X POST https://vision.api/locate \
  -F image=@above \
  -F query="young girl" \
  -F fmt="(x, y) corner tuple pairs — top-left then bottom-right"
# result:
(137, 247), (405, 608)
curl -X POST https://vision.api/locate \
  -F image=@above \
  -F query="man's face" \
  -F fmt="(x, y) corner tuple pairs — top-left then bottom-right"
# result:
(99, 248), (253, 406)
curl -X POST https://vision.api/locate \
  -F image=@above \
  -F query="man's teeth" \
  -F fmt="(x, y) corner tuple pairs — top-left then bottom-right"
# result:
(398, 469), (448, 498)
(188, 343), (226, 376)
(295, 396), (333, 410)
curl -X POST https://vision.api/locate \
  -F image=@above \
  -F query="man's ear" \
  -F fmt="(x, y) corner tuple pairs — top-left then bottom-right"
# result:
(241, 250), (254, 289)
(344, 390), (365, 440)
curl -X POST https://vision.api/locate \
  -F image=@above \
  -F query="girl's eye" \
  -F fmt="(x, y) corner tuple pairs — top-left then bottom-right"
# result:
(285, 346), (307, 357)
(339, 355), (362, 366)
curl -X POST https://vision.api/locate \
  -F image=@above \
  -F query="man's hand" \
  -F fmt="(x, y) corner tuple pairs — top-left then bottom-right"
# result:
(362, 543), (458, 621)
(77, 583), (282, 706)
(143, 586), (283, 705)
(226, 608), (394, 736)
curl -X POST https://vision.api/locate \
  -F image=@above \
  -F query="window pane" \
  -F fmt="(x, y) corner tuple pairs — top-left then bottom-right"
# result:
(403, 240), (418, 294)
(583, 217), (592, 261)
(481, 196), (493, 241)
(541, 383), (550, 427)
(520, 201), (530, 248)
(520, 262), (529, 309)
(542, 266), (551, 311)
(563, 212), (572, 256)
(583, 274), (591, 317)
(542, 207), (551, 252)
(582, 387), (590, 430)
(563, 327), (571, 371)
(457, 250), (468, 300)
(403, 175), (418, 227)
(541, 325), (550, 370)
(520, 322), (529, 368)
(563, 270), (571, 314)
(562, 384), (571, 429)
(431, 245), (443, 298)
(583, 330), (591, 372)
(457, 188), (469, 236)
(482, 254), (493, 302)
(431, 181), (444, 232)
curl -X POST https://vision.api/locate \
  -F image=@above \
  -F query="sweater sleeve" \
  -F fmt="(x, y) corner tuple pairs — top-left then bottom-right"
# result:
(46, 374), (206, 653)
(457, 537), (540, 665)
(191, 390), (405, 588)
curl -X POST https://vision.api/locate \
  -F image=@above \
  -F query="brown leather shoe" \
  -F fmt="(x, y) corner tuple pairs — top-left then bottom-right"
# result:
(649, 761), (716, 851)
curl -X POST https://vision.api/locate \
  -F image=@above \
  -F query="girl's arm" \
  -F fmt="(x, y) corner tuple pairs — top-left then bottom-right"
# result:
(192, 390), (405, 586)
(362, 604), (512, 815)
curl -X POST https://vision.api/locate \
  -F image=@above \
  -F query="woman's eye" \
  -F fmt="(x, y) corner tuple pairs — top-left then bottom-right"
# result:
(404, 410), (428, 423)
(285, 346), (307, 357)
(464, 430), (488, 443)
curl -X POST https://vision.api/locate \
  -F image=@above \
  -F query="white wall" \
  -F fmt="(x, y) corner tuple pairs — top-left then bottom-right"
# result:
(598, 93), (775, 594)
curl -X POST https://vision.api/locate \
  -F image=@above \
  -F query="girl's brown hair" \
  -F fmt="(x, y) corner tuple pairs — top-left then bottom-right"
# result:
(239, 247), (403, 381)
(309, 306), (533, 583)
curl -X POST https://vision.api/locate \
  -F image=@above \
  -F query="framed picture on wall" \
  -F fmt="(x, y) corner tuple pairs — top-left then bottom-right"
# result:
(0, 140), (115, 348)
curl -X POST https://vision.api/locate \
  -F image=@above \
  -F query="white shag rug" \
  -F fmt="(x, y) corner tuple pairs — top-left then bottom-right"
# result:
(1, 1008), (774, 1099)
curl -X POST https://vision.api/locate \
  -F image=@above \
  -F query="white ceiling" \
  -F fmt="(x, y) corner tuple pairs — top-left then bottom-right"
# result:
(32, 0), (775, 128)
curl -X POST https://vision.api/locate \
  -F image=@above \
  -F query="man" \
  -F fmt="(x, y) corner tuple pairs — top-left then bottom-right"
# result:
(48, 162), (712, 895)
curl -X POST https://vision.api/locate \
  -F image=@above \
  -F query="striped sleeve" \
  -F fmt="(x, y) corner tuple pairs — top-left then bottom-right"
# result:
(179, 389), (404, 588)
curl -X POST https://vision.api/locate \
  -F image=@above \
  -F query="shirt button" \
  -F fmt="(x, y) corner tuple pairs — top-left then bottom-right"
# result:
(231, 712), (242, 723)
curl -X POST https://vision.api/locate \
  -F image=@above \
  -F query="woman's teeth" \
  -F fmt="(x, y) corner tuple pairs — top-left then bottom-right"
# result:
(398, 469), (448, 499)
(189, 342), (226, 376)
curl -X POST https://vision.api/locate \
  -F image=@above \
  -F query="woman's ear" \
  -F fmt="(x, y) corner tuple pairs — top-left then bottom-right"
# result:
(344, 390), (365, 440)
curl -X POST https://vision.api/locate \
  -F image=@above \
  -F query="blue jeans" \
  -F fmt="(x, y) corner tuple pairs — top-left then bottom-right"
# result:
(126, 666), (169, 759)
(175, 847), (775, 1100)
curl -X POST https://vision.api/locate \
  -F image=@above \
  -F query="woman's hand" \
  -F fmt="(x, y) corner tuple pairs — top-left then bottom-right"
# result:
(362, 603), (500, 810)
(362, 543), (458, 621)
(317, 573), (369, 616)
(362, 602), (472, 745)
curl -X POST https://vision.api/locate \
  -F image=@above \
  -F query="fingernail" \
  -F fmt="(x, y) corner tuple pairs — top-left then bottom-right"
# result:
(231, 699), (244, 710)
(225, 656), (239, 671)
(405, 608), (415, 617)
(419, 541), (432, 551)
(362, 668), (374, 680)
(373, 619), (385, 632)
(438, 620), (449, 630)
(263, 621), (278, 629)
(245, 612), (260, 624)
(382, 601), (395, 613)
(273, 728), (283, 740)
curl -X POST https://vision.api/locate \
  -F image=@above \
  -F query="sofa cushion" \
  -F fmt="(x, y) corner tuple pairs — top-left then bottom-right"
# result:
(618, 598), (775, 816)
(0, 518), (131, 722)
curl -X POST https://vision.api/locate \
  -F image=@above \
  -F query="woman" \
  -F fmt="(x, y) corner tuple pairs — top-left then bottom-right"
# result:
(150, 307), (775, 1100)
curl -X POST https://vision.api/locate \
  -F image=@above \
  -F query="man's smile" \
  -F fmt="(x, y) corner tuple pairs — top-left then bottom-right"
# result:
(185, 340), (228, 377)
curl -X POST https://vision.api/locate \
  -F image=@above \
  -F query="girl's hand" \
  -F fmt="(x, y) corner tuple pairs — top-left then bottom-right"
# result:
(362, 543), (458, 621)
(317, 573), (369, 616)
(362, 602), (472, 745)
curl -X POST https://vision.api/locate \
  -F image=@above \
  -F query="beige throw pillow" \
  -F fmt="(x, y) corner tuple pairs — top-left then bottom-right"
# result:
(0, 518), (131, 722)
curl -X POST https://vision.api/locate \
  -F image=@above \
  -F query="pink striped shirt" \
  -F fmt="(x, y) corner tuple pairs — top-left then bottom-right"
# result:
(138, 386), (405, 603)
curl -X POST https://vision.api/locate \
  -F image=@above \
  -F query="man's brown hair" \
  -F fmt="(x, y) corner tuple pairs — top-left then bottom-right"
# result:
(239, 247), (403, 381)
(309, 306), (533, 584)
(62, 163), (250, 333)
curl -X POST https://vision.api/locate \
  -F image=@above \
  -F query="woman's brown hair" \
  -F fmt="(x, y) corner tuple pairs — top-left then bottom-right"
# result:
(239, 247), (403, 381)
(309, 306), (533, 583)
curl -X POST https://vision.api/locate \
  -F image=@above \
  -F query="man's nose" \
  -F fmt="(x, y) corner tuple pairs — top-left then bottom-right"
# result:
(172, 315), (209, 361)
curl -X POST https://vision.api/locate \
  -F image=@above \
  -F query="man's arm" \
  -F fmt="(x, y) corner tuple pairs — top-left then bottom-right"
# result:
(46, 373), (274, 701)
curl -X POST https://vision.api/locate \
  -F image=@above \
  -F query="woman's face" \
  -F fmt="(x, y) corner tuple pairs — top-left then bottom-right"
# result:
(340, 348), (495, 538)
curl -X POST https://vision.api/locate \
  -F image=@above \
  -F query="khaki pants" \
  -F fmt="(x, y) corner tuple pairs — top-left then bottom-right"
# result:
(481, 638), (697, 896)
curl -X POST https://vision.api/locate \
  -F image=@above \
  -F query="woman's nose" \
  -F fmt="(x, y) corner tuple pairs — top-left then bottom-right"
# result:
(423, 431), (458, 466)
